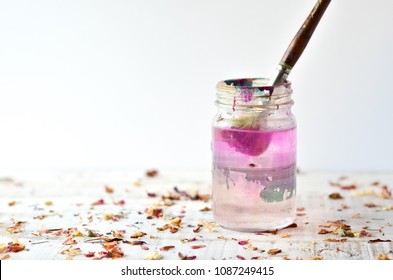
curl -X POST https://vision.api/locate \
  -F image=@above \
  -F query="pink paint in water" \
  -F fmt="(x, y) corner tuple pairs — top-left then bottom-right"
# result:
(212, 126), (296, 231)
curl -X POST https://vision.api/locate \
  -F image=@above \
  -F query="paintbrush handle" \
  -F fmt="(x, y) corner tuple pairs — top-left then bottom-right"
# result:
(269, 0), (331, 86)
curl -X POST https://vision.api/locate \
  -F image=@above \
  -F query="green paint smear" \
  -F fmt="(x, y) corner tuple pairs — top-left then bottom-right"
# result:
(260, 187), (294, 203)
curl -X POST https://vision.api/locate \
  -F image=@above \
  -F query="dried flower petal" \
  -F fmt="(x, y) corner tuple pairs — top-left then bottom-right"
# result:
(34, 215), (49, 220)
(280, 232), (290, 238)
(62, 237), (77, 245)
(8, 201), (16, 206)
(376, 254), (391, 260)
(325, 238), (347, 242)
(60, 247), (81, 256)
(364, 203), (378, 208)
(309, 256), (323, 260)
(200, 206), (211, 212)
(6, 221), (25, 234)
(238, 240), (249, 246)
(145, 207), (163, 219)
(368, 239), (391, 243)
(318, 229), (332, 234)
(91, 199), (105, 206)
(169, 217), (182, 227)
(85, 252), (95, 257)
(360, 230), (371, 237)
(105, 185), (114, 193)
(103, 213), (124, 221)
(193, 225), (203, 233)
(352, 213), (361, 219)
(267, 249), (282, 255)
(146, 169), (158, 177)
(380, 186), (392, 199)
(112, 230), (125, 238)
(178, 252), (196, 260)
(236, 255), (246, 260)
(180, 237), (197, 243)
(160, 245), (175, 251)
(130, 231), (147, 239)
(196, 221), (217, 232)
(147, 192), (157, 197)
(145, 251), (163, 260)
(329, 192), (343, 199)
(124, 240), (147, 246)
(6, 239), (25, 253)
(0, 243), (6, 254)
(191, 245), (206, 249)
(113, 199), (125, 206)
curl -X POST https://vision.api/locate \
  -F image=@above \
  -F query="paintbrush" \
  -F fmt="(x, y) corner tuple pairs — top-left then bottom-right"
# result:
(233, 0), (332, 130)
(268, 0), (332, 86)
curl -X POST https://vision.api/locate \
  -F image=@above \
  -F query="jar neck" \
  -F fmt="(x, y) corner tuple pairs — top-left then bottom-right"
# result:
(216, 78), (293, 112)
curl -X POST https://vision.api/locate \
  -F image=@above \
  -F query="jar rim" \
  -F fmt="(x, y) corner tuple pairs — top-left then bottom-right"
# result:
(216, 77), (293, 111)
(216, 77), (291, 94)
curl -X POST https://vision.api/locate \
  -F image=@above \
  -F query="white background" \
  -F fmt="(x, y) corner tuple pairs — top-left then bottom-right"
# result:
(0, 0), (392, 172)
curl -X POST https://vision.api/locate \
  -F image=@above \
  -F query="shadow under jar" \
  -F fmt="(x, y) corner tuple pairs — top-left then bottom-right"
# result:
(212, 78), (296, 232)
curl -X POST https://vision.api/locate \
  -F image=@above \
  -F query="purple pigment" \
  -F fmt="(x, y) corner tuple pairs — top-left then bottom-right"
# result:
(212, 126), (296, 231)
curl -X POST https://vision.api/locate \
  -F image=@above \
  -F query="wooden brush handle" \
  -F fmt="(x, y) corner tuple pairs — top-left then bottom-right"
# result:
(281, 0), (331, 69)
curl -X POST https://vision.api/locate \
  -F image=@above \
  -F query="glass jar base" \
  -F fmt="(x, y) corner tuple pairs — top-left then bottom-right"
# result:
(216, 217), (296, 232)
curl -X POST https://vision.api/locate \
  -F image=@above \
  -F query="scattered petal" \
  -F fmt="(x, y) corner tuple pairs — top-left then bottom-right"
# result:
(267, 249), (282, 255)
(329, 192), (343, 199)
(324, 238), (347, 242)
(8, 201), (16, 206)
(191, 245), (206, 249)
(178, 252), (196, 260)
(113, 199), (125, 206)
(91, 199), (105, 206)
(364, 203), (378, 208)
(238, 240), (249, 246)
(145, 251), (163, 260)
(62, 237), (77, 245)
(380, 186), (392, 199)
(318, 229), (332, 234)
(85, 252), (95, 258)
(279, 232), (290, 238)
(360, 230), (372, 237)
(376, 254), (391, 260)
(6, 221), (25, 234)
(146, 169), (159, 177)
(352, 213), (361, 219)
(112, 230), (125, 238)
(368, 239), (391, 243)
(130, 231), (147, 239)
(160, 245), (175, 251)
(33, 215), (47, 220)
(6, 239), (25, 253)
(60, 247), (81, 256)
(309, 256), (323, 260)
(105, 185), (114, 193)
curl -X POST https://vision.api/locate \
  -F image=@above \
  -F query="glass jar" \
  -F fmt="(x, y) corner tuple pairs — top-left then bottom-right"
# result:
(212, 77), (296, 231)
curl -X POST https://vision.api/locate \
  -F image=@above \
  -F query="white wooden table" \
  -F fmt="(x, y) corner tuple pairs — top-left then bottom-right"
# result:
(1, 170), (392, 260)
